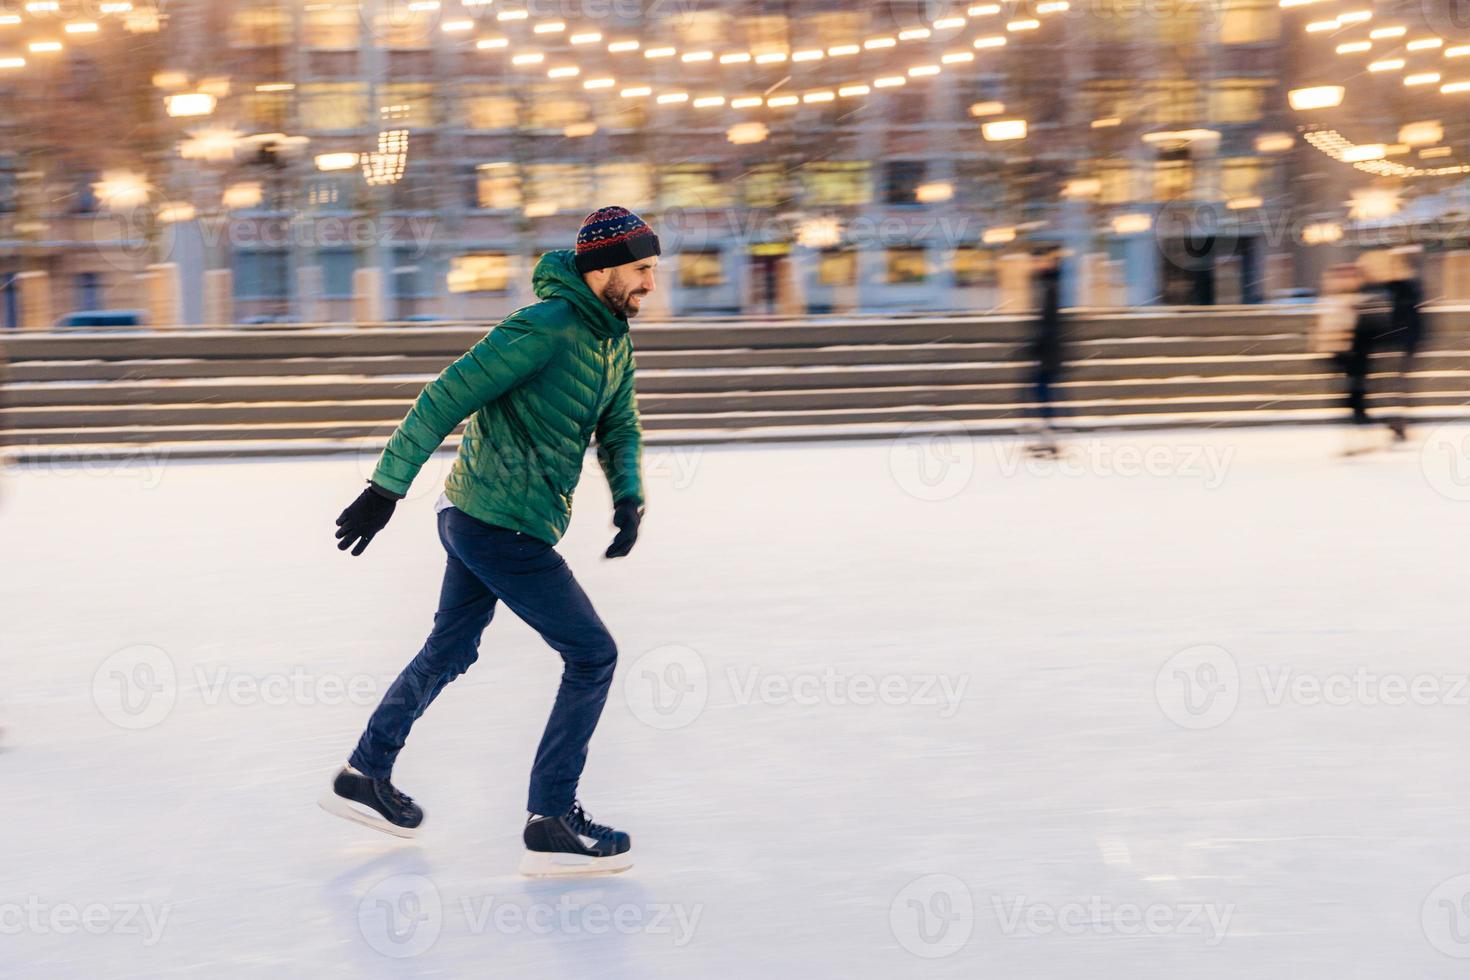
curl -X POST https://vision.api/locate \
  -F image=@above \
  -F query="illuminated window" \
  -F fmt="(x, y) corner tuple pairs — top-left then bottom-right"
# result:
(740, 166), (789, 209)
(1154, 159), (1193, 199)
(679, 251), (725, 288)
(594, 163), (654, 211)
(525, 86), (589, 130)
(447, 254), (513, 293)
(953, 247), (995, 288)
(1208, 79), (1270, 123)
(885, 247), (929, 284)
(1219, 0), (1278, 44)
(1148, 81), (1199, 126)
(1156, 0), (1205, 48)
(241, 91), (292, 129)
(661, 165), (733, 209)
(525, 164), (591, 213)
(299, 83), (368, 130)
(1221, 157), (1265, 199)
(475, 163), (520, 210)
(383, 83), (436, 127)
(1095, 160), (1144, 204)
(303, 1), (357, 49)
(231, 4), (290, 47)
(461, 85), (518, 130)
(306, 175), (354, 210)
(800, 162), (872, 207)
(818, 250), (856, 287)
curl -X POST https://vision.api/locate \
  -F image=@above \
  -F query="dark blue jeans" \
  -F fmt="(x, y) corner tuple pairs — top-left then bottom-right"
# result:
(1033, 366), (1060, 424)
(349, 506), (618, 816)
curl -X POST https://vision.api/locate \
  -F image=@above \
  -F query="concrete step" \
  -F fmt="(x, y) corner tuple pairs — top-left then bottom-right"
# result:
(0, 308), (1383, 363)
(9, 370), (1465, 426)
(0, 355), (1317, 405)
(2, 308), (1464, 364)
(14, 352), (1466, 409)
(0, 334), (1319, 382)
(7, 388), (1466, 447)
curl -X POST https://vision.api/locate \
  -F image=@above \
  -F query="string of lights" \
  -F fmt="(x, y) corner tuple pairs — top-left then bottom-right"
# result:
(1280, 0), (1468, 178)
(448, 5), (1049, 116)
(454, 5), (1040, 68)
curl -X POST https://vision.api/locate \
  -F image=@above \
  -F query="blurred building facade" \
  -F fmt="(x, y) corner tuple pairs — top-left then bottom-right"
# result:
(0, 0), (1467, 325)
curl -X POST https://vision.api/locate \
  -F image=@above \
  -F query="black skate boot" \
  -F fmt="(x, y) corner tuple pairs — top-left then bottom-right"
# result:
(519, 801), (632, 877)
(318, 766), (424, 838)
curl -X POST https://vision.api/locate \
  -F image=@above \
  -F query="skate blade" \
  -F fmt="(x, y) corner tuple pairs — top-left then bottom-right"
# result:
(518, 850), (633, 878)
(318, 793), (420, 840)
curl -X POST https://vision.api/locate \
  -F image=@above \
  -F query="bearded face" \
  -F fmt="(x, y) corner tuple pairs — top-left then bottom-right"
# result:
(595, 260), (657, 318)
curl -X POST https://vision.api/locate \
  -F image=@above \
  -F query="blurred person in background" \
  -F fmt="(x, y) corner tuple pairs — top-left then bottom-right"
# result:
(1312, 262), (1361, 358)
(322, 206), (659, 877)
(1024, 247), (1067, 457)
(1313, 262), (1362, 424)
(1326, 250), (1410, 456)
(1374, 247), (1426, 443)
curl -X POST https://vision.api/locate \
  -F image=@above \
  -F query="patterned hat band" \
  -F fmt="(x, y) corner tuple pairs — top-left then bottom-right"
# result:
(574, 206), (662, 274)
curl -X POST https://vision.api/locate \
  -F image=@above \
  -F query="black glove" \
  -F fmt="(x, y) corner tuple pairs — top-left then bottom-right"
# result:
(335, 483), (400, 557)
(604, 497), (643, 559)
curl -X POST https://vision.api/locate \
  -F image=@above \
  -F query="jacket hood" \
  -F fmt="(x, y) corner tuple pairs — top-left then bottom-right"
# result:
(532, 249), (628, 339)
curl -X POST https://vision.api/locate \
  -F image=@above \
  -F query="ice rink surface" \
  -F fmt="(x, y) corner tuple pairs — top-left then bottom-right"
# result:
(4, 424), (1470, 978)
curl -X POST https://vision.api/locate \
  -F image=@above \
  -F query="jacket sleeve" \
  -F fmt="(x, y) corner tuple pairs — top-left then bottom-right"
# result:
(595, 351), (644, 506)
(370, 314), (559, 496)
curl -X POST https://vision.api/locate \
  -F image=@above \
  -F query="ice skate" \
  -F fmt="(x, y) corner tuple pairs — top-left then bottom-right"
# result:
(1025, 435), (1062, 458)
(1018, 419), (1061, 458)
(519, 801), (632, 877)
(1339, 424), (1387, 458)
(318, 766), (424, 838)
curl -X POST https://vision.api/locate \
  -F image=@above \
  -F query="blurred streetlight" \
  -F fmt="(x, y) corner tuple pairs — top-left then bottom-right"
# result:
(1112, 213), (1152, 234)
(314, 152), (360, 172)
(982, 119), (1027, 141)
(92, 170), (151, 211)
(1288, 85), (1344, 110)
(166, 93), (217, 118)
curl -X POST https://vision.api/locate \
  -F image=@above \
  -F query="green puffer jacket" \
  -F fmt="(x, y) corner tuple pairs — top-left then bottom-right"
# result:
(370, 249), (643, 544)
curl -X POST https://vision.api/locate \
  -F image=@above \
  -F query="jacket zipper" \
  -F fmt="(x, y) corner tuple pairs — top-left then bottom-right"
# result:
(591, 338), (610, 426)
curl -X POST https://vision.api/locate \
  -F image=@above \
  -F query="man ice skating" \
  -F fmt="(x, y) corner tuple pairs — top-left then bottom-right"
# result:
(321, 206), (659, 877)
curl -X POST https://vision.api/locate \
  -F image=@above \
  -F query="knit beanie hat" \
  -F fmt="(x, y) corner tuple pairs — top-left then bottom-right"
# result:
(574, 206), (662, 274)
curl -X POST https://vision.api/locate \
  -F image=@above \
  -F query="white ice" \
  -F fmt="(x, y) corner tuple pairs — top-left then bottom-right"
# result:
(3, 424), (1470, 978)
